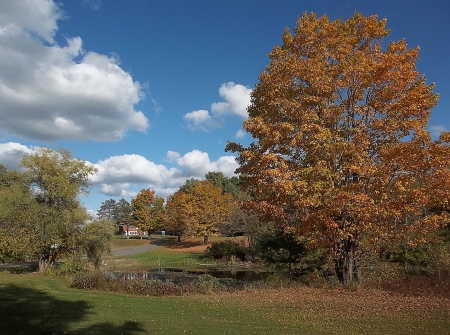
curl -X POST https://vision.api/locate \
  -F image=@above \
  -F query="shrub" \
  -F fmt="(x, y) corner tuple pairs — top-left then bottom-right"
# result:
(71, 271), (105, 290)
(206, 240), (246, 261)
(193, 274), (223, 293)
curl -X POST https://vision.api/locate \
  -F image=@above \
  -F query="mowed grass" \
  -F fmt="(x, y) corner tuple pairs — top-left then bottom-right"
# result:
(0, 270), (449, 335)
(109, 236), (220, 270)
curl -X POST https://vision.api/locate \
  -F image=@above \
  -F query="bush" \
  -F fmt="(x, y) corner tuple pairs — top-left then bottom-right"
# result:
(206, 240), (246, 261)
(71, 271), (106, 290)
(193, 274), (223, 293)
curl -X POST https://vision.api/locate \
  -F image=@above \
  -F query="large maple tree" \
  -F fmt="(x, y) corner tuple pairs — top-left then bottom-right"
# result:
(226, 13), (450, 284)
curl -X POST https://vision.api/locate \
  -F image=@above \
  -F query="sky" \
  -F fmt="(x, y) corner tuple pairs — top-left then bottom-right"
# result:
(0, 0), (449, 217)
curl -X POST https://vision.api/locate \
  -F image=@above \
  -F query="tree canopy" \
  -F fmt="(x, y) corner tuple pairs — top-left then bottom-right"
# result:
(226, 12), (450, 285)
(165, 180), (234, 243)
(131, 189), (165, 235)
(19, 147), (97, 271)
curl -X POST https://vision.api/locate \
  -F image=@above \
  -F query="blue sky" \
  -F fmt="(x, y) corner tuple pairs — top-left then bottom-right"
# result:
(0, 0), (449, 217)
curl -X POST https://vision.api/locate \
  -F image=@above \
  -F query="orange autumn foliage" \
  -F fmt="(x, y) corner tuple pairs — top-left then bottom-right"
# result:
(165, 180), (233, 242)
(226, 13), (450, 284)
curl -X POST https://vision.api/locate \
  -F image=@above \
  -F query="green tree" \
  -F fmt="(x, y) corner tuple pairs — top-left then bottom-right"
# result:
(114, 198), (132, 234)
(21, 147), (97, 272)
(226, 13), (450, 285)
(81, 219), (115, 269)
(97, 199), (118, 231)
(205, 172), (241, 198)
(0, 165), (39, 262)
(177, 178), (198, 194)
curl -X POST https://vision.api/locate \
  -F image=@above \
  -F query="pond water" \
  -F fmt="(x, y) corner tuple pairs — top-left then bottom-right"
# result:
(116, 267), (286, 284)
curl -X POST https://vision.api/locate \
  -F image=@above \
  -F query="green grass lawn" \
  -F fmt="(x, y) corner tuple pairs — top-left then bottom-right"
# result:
(1, 270), (449, 335)
(109, 236), (216, 271)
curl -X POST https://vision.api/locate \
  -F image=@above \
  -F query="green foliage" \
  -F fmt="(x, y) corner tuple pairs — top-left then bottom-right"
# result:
(82, 219), (115, 269)
(205, 171), (241, 198)
(206, 240), (246, 261)
(19, 147), (97, 272)
(114, 198), (133, 228)
(97, 199), (120, 233)
(255, 228), (327, 277)
(177, 178), (198, 194)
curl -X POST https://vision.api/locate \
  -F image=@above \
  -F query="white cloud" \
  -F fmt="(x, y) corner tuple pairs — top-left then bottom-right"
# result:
(0, 0), (61, 43)
(184, 82), (252, 132)
(211, 82), (252, 119)
(92, 154), (180, 185)
(90, 150), (238, 198)
(0, 0), (149, 142)
(166, 150), (181, 162)
(176, 149), (238, 178)
(428, 125), (448, 138)
(183, 110), (221, 132)
(0, 142), (33, 169)
(235, 129), (246, 138)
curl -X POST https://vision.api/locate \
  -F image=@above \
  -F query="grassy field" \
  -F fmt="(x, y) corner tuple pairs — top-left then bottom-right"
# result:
(0, 269), (449, 335)
(108, 236), (224, 271)
(1, 237), (450, 334)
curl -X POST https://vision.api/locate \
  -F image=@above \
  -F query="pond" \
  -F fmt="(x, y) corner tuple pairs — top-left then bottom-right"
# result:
(115, 267), (287, 285)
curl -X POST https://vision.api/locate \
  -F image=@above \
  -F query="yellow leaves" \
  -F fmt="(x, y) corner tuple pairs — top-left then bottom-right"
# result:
(166, 181), (233, 238)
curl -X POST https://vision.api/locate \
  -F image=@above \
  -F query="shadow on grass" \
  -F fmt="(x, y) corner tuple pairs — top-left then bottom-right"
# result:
(0, 264), (38, 274)
(0, 284), (144, 335)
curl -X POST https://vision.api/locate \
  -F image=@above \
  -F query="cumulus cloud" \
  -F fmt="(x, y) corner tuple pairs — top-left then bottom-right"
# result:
(0, 142), (33, 169)
(184, 82), (252, 132)
(166, 150), (181, 162)
(183, 110), (222, 132)
(91, 150), (238, 198)
(176, 149), (238, 178)
(211, 82), (252, 119)
(92, 154), (181, 185)
(0, 0), (149, 142)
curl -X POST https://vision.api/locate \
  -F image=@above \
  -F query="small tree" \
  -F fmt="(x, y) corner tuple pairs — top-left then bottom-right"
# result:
(131, 189), (165, 236)
(97, 199), (119, 233)
(114, 198), (132, 235)
(165, 191), (195, 242)
(188, 180), (234, 244)
(82, 219), (115, 269)
(226, 13), (450, 285)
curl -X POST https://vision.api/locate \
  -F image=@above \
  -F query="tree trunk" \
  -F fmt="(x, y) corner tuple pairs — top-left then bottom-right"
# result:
(334, 238), (361, 285)
(177, 234), (181, 242)
(203, 235), (209, 245)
